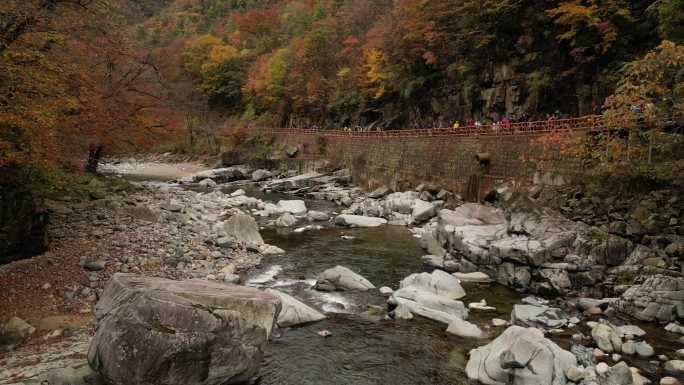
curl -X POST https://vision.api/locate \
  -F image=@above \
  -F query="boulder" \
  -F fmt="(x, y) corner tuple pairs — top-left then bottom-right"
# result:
(398, 270), (466, 300)
(412, 199), (436, 223)
(275, 213), (297, 227)
(0, 317), (35, 345)
(88, 274), (281, 385)
(223, 214), (264, 245)
(666, 360), (684, 375)
(252, 169), (272, 182)
(389, 270), (469, 325)
(635, 341), (654, 357)
(598, 361), (633, 385)
(265, 289), (326, 327)
(334, 215), (387, 228)
(511, 304), (568, 329)
(389, 290), (468, 324)
(465, 326), (577, 385)
(41, 362), (104, 385)
(446, 318), (485, 338)
(591, 323), (623, 353)
(306, 210), (329, 222)
(198, 178), (217, 188)
(276, 200), (307, 215)
(616, 275), (684, 322)
(368, 186), (390, 199)
(314, 265), (375, 291)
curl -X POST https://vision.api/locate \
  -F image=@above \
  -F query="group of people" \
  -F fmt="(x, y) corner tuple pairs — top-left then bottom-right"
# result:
(451, 116), (512, 131)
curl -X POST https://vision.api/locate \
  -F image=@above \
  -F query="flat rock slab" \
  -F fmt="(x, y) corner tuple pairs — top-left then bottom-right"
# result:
(88, 273), (281, 385)
(335, 214), (387, 228)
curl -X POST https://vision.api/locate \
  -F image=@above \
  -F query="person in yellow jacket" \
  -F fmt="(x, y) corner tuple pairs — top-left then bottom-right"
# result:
(452, 121), (460, 129)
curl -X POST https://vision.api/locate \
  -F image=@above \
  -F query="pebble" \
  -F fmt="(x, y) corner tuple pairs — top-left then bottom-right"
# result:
(596, 362), (609, 374)
(587, 306), (603, 315)
(492, 319), (508, 327)
(661, 377), (681, 385)
(84, 260), (106, 271)
(665, 360), (684, 374)
(635, 341), (655, 358)
(676, 349), (684, 359)
(594, 348), (606, 359)
(379, 287), (394, 295)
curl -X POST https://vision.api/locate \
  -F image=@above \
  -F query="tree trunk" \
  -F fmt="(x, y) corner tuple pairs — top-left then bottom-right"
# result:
(86, 144), (103, 173)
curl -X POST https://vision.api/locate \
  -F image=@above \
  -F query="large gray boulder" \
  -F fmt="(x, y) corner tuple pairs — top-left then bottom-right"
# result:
(465, 325), (577, 385)
(412, 199), (436, 223)
(314, 265), (375, 291)
(389, 270), (469, 325)
(265, 289), (326, 327)
(397, 270), (466, 300)
(223, 213), (264, 245)
(88, 274), (281, 385)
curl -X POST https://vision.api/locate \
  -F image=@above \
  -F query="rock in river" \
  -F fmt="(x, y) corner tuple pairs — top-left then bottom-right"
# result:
(511, 304), (568, 329)
(265, 289), (326, 327)
(465, 325), (577, 385)
(223, 213), (264, 245)
(446, 318), (485, 338)
(389, 270), (469, 325)
(314, 265), (375, 291)
(276, 200), (307, 215)
(88, 273), (281, 385)
(398, 270), (466, 300)
(335, 214), (388, 228)
(591, 322), (623, 353)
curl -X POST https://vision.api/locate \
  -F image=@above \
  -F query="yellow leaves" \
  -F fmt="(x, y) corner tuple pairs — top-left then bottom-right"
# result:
(548, 0), (631, 55)
(183, 34), (222, 75)
(336, 67), (351, 78)
(207, 45), (239, 64)
(363, 49), (392, 99)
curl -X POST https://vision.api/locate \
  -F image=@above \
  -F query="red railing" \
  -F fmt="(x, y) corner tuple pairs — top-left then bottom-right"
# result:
(255, 115), (609, 139)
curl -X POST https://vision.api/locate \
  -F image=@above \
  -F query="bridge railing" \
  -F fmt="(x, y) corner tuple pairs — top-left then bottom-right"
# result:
(255, 115), (610, 139)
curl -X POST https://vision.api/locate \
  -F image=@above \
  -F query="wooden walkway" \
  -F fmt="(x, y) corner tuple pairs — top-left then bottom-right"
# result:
(256, 115), (609, 139)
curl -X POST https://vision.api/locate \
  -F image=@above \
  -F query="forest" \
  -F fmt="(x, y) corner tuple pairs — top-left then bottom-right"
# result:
(1, 0), (683, 173)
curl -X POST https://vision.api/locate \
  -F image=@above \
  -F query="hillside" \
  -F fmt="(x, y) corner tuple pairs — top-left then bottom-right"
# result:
(138, 0), (683, 130)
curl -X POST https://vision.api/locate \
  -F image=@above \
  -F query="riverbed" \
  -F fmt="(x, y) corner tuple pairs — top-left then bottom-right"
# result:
(2, 161), (682, 385)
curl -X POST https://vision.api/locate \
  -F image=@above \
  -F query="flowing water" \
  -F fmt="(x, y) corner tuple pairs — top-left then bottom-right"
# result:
(248, 224), (523, 385)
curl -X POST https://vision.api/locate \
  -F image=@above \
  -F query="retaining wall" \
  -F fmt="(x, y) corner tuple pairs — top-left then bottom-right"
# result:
(263, 130), (584, 198)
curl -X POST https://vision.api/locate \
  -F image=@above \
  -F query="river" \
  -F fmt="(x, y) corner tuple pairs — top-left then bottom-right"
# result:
(98, 161), (682, 385)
